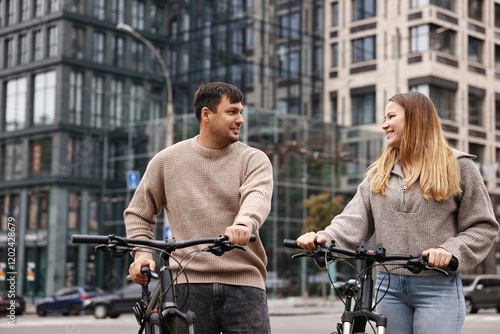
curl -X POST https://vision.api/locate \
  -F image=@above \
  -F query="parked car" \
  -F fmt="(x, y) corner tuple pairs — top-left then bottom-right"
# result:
(84, 280), (159, 319)
(462, 274), (500, 314)
(36, 285), (105, 316)
(0, 291), (26, 315)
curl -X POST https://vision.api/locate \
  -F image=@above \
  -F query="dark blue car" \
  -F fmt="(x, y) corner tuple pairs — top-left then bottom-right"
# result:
(36, 286), (105, 316)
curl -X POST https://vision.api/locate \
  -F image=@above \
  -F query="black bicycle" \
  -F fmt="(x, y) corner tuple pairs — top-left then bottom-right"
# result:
(72, 233), (255, 334)
(283, 239), (458, 334)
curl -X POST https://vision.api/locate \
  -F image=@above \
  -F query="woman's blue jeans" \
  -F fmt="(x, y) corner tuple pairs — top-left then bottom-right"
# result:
(375, 272), (465, 334)
(173, 283), (270, 334)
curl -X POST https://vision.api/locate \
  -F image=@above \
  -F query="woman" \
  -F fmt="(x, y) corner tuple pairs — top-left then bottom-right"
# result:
(296, 92), (499, 334)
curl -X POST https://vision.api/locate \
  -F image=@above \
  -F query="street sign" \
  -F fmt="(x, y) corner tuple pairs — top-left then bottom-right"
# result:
(127, 171), (141, 189)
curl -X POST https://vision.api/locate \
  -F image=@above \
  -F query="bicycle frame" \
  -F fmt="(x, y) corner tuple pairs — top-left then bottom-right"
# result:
(283, 239), (458, 334)
(72, 233), (254, 334)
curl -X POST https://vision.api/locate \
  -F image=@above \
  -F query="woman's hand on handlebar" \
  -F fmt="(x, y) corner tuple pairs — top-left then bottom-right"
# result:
(129, 257), (156, 284)
(422, 247), (452, 268)
(296, 232), (327, 253)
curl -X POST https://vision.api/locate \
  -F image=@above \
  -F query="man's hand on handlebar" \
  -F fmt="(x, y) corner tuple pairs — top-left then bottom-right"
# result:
(296, 232), (327, 253)
(225, 225), (251, 246)
(422, 247), (453, 268)
(129, 257), (156, 285)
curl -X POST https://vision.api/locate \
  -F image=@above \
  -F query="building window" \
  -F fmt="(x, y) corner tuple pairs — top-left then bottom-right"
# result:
(88, 194), (99, 231)
(352, 92), (376, 125)
(331, 43), (338, 67)
(1, 143), (24, 180)
(411, 24), (456, 55)
(33, 30), (43, 61)
(112, 0), (124, 23)
(331, 93), (338, 125)
(93, 0), (105, 20)
(246, 24), (254, 47)
(33, 71), (56, 126)
(430, 26), (455, 55)
(131, 40), (144, 71)
(495, 3), (500, 28)
(68, 191), (80, 230)
(411, 84), (456, 121)
(48, 26), (58, 58)
(7, 0), (16, 25)
(495, 44), (500, 70)
(5, 77), (27, 132)
(28, 192), (49, 230)
(35, 0), (45, 17)
(132, 0), (145, 30)
(49, 0), (60, 13)
(280, 12), (301, 38)
(93, 32), (105, 63)
(4, 37), (14, 68)
(410, 24), (430, 53)
(31, 138), (52, 176)
(130, 84), (144, 122)
(469, 143), (484, 168)
(468, 0), (483, 21)
(411, 0), (454, 11)
(352, 36), (376, 63)
(150, 46), (163, 75)
(71, 0), (85, 14)
(21, 0), (30, 21)
(110, 79), (123, 127)
(232, 29), (244, 56)
(66, 137), (82, 176)
(90, 76), (104, 127)
(71, 26), (85, 59)
(352, 0), (376, 21)
(468, 91), (484, 126)
(332, 2), (339, 26)
(69, 71), (83, 125)
(468, 36), (483, 64)
(1, 195), (20, 231)
(18, 34), (29, 64)
(313, 5), (323, 32)
(313, 46), (323, 72)
(495, 97), (500, 131)
(150, 3), (164, 34)
(112, 36), (124, 67)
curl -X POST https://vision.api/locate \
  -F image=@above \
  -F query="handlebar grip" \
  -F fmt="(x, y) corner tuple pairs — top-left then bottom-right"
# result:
(72, 234), (109, 244)
(250, 234), (257, 242)
(448, 256), (459, 271)
(283, 239), (300, 248)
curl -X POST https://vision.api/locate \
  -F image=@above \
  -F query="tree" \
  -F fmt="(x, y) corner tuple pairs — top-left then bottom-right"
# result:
(302, 192), (346, 300)
(302, 193), (345, 234)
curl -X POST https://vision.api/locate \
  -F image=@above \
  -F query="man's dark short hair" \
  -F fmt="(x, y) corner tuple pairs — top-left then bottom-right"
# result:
(193, 82), (244, 122)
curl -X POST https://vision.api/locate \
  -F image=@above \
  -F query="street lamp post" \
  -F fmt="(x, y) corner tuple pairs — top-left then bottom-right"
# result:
(117, 23), (174, 147)
(117, 23), (173, 238)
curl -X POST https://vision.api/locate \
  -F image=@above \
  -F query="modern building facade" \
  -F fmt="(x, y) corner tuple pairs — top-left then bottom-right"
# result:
(0, 0), (498, 302)
(0, 0), (348, 299)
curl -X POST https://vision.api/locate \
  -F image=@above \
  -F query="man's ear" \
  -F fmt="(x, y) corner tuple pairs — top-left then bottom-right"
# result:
(201, 107), (211, 122)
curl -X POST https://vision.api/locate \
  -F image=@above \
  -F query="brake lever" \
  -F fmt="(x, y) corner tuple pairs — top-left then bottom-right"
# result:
(95, 234), (131, 257)
(405, 257), (449, 276)
(207, 235), (247, 256)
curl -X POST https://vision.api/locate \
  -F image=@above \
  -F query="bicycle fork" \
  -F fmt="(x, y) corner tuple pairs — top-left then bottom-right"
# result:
(339, 258), (387, 334)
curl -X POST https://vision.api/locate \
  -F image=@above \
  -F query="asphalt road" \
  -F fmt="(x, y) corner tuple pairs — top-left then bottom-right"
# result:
(1, 309), (499, 334)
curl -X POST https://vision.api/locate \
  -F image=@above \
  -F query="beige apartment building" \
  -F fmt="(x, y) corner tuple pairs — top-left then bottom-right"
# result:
(325, 0), (500, 199)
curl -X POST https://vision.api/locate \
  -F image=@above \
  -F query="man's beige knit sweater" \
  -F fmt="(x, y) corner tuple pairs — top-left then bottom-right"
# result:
(124, 136), (273, 290)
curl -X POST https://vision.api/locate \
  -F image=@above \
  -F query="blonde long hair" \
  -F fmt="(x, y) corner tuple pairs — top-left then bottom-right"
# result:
(365, 92), (460, 201)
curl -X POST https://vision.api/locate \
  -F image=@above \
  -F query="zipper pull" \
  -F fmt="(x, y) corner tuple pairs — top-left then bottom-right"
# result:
(403, 184), (407, 206)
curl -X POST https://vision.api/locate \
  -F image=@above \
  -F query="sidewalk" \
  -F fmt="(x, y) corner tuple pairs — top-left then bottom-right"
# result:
(24, 297), (341, 317)
(268, 297), (341, 316)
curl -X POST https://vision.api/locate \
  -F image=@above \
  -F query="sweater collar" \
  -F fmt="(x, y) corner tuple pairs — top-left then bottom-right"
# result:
(191, 135), (236, 157)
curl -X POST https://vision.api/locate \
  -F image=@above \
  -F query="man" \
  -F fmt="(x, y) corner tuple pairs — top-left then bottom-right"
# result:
(125, 82), (273, 333)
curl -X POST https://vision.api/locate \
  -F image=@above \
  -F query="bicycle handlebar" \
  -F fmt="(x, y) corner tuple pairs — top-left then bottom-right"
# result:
(283, 239), (458, 273)
(72, 233), (257, 257)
